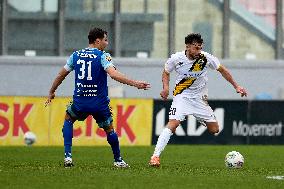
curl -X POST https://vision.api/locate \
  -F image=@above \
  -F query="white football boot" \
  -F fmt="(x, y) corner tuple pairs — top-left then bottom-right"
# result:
(113, 157), (129, 168)
(64, 157), (74, 168)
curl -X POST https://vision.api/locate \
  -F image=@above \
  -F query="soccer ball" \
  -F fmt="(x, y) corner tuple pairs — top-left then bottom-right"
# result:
(225, 151), (244, 168)
(24, 131), (36, 146)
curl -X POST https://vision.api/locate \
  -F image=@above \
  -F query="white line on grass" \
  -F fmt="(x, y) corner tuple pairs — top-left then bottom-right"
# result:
(266, 176), (284, 180)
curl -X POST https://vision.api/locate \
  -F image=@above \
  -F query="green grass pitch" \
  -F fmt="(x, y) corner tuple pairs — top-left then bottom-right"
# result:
(0, 145), (283, 189)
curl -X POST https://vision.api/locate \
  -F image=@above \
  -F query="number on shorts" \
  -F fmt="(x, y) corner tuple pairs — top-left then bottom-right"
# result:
(169, 108), (176, 115)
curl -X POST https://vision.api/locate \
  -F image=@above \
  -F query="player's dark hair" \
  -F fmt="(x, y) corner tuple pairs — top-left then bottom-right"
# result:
(185, 33), (203, 44)
(88, 27), (107, 44)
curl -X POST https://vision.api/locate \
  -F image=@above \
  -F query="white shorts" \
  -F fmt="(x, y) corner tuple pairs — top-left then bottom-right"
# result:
(169, 94), (217, 123)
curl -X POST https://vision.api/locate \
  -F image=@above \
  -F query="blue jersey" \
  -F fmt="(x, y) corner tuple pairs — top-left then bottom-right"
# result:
(64, 48), (114, 112)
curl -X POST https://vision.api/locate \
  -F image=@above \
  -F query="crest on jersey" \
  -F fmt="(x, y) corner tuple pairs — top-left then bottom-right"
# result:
(106, 56), (112, 62)
(189, 54), (207, 72)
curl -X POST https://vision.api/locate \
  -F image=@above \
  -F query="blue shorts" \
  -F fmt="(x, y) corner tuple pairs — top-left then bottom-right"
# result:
(66, 102), (113, 128)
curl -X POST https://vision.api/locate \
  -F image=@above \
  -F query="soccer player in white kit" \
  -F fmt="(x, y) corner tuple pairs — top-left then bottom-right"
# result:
(149, 33), (247, 167)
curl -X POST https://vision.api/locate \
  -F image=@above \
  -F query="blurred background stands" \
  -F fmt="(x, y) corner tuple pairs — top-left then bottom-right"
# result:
(0, 0), (284, 59)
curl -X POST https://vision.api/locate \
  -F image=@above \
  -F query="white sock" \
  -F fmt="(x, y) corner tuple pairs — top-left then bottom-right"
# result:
(153, 128), (173, 157)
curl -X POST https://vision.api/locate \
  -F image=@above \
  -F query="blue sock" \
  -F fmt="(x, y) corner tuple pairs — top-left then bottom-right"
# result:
(107, 131), (121, 161)
(62, 119), (73, 158)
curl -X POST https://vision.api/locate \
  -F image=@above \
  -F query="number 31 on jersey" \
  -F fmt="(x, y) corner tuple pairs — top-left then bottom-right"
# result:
(77, 59), (92, 80)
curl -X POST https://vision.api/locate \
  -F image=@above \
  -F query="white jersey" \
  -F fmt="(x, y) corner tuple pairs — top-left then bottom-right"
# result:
(165, 50), (220, 98)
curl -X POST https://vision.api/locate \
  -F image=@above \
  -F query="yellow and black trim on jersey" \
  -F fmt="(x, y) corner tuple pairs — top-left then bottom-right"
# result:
(173, 77), (197, 96)
(173, 53), (207, 96)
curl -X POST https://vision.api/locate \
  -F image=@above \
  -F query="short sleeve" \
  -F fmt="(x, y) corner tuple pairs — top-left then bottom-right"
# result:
(204, 52), (221, 70)
(64, 53), (74, 71)
(164, 54), (177, 73)
(101, 52), (115, 70)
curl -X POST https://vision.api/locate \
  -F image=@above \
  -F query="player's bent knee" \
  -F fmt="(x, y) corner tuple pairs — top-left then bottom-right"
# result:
(206, 122), (219, 134)
(104, 127), (114, 133)
(65, 113), (76, 123)
(102, 124), (114, 133)
(213, 127), (219, 134)
(208, 126), (219, 134)
(167, 119), (181, 133)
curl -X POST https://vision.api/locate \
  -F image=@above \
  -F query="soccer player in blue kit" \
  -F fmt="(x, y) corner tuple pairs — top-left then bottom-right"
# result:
(45, 27), (150, 168)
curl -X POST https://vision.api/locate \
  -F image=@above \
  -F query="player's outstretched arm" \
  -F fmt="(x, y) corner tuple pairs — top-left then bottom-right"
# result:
(106, 66), (150, 90)
(45, 67), (70, 106)
(217, 65), (247, 97)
